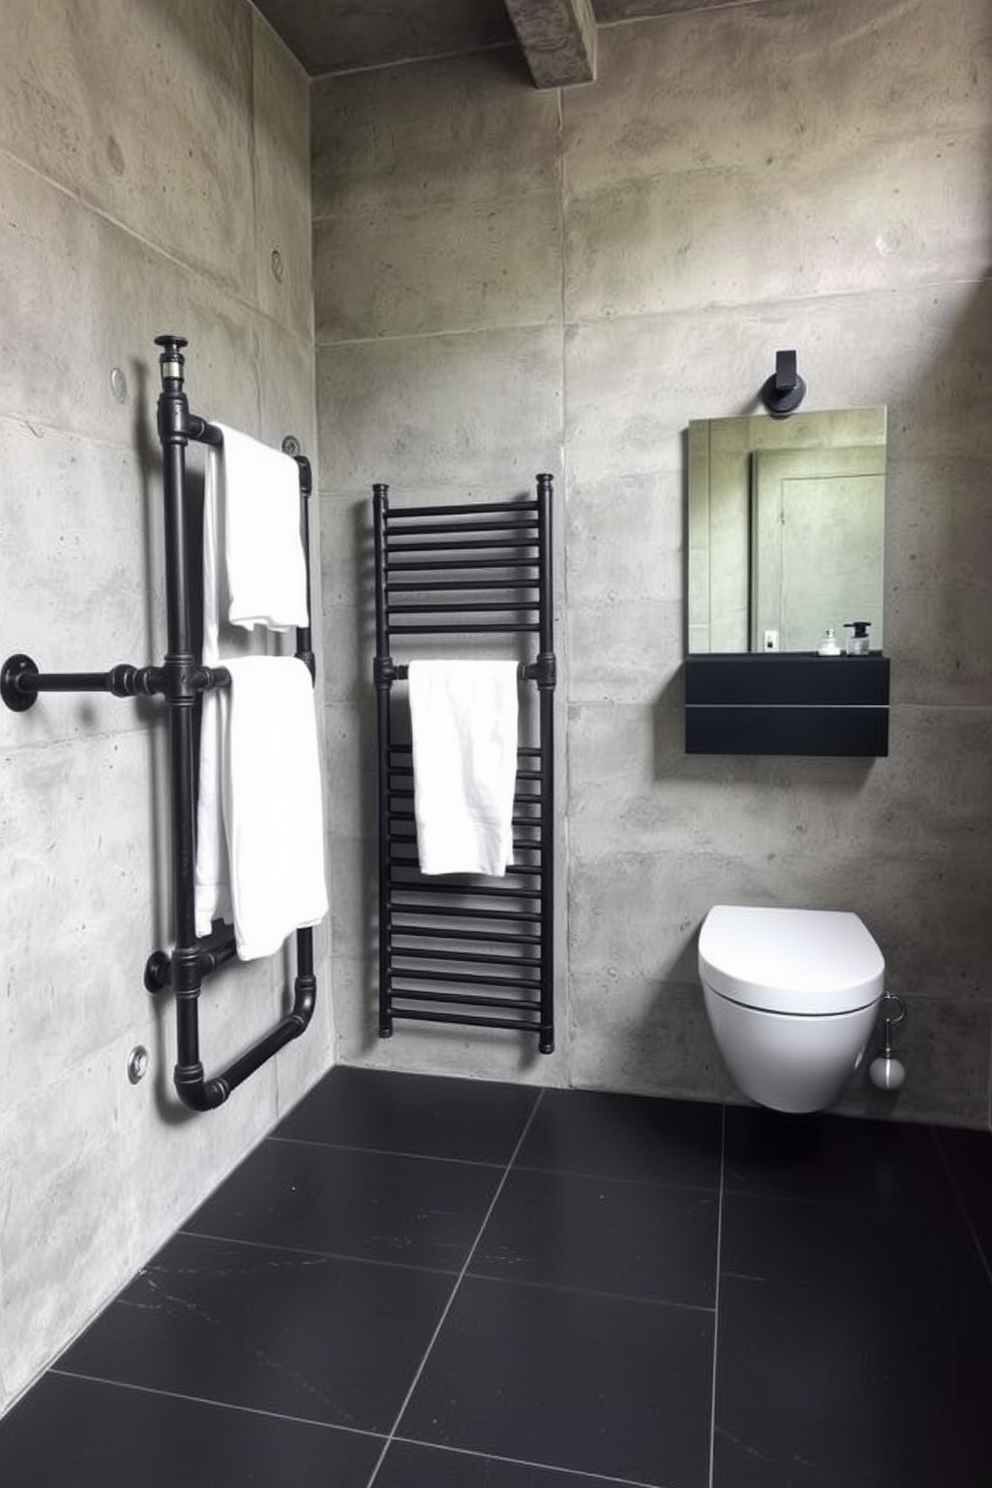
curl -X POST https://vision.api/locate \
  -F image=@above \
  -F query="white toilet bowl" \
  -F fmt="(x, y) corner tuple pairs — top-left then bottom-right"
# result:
(698, 905), (885, 1114)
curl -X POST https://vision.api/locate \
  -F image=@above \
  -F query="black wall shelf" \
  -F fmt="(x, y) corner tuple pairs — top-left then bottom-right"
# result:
(684, 653), (890, 757)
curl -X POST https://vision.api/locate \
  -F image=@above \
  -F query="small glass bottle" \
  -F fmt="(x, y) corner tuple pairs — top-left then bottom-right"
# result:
(844, 620), (871, 656)
(817, 627), (841, 656)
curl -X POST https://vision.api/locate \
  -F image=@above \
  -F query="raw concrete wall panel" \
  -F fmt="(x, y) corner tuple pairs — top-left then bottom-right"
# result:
(312, 0), (992, 1131)
(0, 1), (323, 1418)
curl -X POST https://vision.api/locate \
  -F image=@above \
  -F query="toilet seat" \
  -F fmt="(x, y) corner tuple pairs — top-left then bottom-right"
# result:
(698, 905), (885, 1016)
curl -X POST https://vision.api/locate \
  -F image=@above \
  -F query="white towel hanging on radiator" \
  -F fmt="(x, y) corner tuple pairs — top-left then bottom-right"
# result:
(212, 423), (309, 632)
(195, 428), (326, 954)
(408, 659), (519, 877)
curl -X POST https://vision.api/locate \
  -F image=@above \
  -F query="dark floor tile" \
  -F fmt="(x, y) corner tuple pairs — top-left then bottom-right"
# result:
(399, 1275), (713, 1487)
(723, 1105), (956, 1212)
(375, 1439), (634, 1487)
(934, 1124), (992, 1273)
(186, 1137), (500, 1270)
(470, 1166), (719, 1306)
(57, 1232), (453, 1434)
(516, 1088), (722, 1189)
(275, 1066), (538, 1163)
(715, 1193), (992, 1487)
(0, 1373), (382, 1488)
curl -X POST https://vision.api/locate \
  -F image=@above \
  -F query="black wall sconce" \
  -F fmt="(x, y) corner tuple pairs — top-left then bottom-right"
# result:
(760, 348), (806, 418)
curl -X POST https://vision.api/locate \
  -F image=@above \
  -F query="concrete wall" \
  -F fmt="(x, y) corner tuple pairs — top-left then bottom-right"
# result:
(313, 0), (992, 1128)
(0, 1), (327, 1415)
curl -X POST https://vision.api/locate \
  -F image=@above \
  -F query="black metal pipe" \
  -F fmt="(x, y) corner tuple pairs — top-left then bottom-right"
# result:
(535, 473), (556, 1054)
(1, 655), (173, 711)
(373, 483), (394, 1039)
(152, 335), (320, 1110)
(174, 933), (316, 1111)
(288, 449), (315, 678)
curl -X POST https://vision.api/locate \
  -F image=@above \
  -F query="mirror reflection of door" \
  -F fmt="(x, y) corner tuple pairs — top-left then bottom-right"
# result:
(686, 406), (887, 654)
(751, 446), (886, 652)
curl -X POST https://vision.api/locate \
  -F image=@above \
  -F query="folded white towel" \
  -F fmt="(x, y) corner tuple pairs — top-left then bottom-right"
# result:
(210, 423), (309, 633)
(196, 655), (328, 961)
(408, 660), (519, 877)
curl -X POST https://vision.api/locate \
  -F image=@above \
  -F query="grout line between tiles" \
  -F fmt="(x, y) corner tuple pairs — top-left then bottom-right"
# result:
(175, 1226), (464, 1279)
(454, 1268), (717, 1314)
(47, 1367), (387, 1441)
(707, 1103), (727, 1488)
(386, 1430), (667, 1488)
(264, 1133), (506, 1168)
(365, 1089), (548, 1488)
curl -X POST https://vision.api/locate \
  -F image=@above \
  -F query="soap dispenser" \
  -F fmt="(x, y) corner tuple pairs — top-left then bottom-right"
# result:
(844, 620), (871, 656)
(817, 627), (841, 656)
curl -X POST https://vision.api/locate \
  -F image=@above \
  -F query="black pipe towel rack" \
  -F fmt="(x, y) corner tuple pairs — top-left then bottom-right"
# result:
(373, 477), (556, 1053)
(1, 335), (318, 1110)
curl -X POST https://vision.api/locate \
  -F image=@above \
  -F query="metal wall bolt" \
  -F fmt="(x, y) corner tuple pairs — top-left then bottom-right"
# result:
(110, 367), (129, 403)
(127, 1045), (150, 1085)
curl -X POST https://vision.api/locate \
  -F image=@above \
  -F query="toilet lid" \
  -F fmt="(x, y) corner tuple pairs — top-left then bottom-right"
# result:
(698, 905), (885, 1015)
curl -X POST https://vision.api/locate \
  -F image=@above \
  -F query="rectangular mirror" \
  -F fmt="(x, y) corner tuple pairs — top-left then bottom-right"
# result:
(687, 406), (887, 654)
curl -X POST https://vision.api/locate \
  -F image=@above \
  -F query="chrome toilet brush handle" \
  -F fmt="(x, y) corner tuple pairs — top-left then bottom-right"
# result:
(869, 993), (906, 1091)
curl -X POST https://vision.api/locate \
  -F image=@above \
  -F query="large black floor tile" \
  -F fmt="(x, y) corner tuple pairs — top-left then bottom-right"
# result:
(399, 1275), (714, 1487)
(723, 1105), (956, 1212)
(470, 1166), (719, 1306)
(715, 1193), (992, 1487)
(375, 1439), (638, 1487)
(275, 1066), (538, 1163)
(186, 1137), (500, 1270)
(57, 1233), (453, 1433)
(0, 1373), (382, 1488)
(934, 1124), (992, 1273)
(516, 1088), (722, 1189)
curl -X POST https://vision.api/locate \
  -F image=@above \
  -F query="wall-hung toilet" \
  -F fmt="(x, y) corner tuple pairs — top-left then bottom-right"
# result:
(698, 905), (885, 1114)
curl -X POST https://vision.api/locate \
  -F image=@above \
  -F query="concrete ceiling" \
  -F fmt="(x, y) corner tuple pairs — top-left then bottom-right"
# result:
(252, 0), (735, 85)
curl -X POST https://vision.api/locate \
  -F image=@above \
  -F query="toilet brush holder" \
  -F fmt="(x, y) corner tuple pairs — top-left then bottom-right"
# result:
(869, 992), (906, 1091)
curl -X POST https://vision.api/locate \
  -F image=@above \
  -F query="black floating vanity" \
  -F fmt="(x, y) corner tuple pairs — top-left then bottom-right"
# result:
(684, 653), (890, 757)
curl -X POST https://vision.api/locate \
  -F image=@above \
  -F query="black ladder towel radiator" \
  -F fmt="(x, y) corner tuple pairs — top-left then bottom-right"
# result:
(1, 335), (318, 1110)
(373, 476), (556, 1054)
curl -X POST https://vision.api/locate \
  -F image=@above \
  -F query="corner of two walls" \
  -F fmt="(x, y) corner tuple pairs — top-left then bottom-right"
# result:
(0, 1), (328, 1416)
(313, 0), (992, 1130)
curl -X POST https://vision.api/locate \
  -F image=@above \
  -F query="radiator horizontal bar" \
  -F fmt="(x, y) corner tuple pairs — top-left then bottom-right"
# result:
(387, 538), (538, 555)
(387, 578), (539, 593)
(392, 946), (541, 970)
(388, 876), (542, 897)
(386, 902), (542, 923)
(389, 988), (542, 1011)
(390, 1008), (542, 1033)
(387, 601), (539, 615)
(390, 966), (541, 991)
(391, 925), (543, 945)
(387, 556), (538, 572)
(389, 623), (541, 636)
(387, 519), (538, 539)
(386, 746), (543, 760)
(386, 500), (538, 520)
(389, 863), (544, 880)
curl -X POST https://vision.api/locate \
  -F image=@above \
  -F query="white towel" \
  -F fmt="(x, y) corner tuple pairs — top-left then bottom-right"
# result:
(211, 423), (309, 633)
(195, 423), (313, 944)
(196, 655), (328, 961)
(408, 660), (519, 877)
